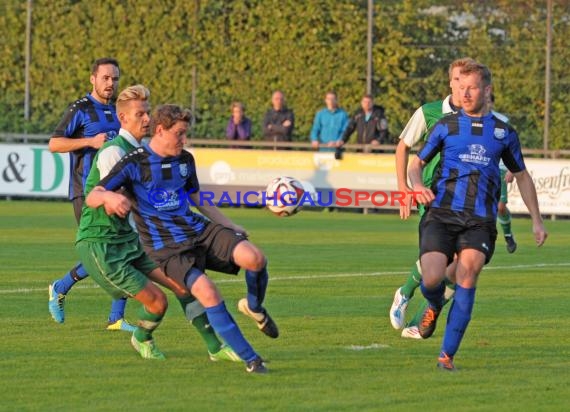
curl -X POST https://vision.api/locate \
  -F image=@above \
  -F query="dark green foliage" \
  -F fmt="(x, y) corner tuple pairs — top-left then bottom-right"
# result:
(0, 0), (568, 147)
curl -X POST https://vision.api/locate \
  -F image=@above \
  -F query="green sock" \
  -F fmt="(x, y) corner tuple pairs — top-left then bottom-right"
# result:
(134, 306), (163, 342)
(179, 296), (223, 353)
(498, 210), (512, 236)
(400, 261), (422, 298)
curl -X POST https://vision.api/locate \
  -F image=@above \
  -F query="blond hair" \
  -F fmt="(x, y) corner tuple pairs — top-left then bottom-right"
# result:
(448, 57), (476, 80)
(116, 84), (150, 111)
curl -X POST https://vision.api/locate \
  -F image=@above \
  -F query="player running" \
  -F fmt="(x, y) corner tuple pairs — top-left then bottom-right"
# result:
(89, 104), (277, 372)
(47, 57), (135, 331)
(389, 57), (475, 336)
(409, 61), (547, 370)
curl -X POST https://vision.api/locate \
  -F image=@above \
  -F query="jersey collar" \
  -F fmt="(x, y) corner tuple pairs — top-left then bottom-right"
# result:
(118, 128), (142, 148)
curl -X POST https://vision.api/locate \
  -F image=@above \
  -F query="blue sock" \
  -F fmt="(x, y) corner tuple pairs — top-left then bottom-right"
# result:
(420, 280), (445, 310)
(53, 263), (88, 295)
(245, 265), (268, 313)
(108, 298), (128, 323)
(441, 285), (476, 357)
(205, 302), (258, 362)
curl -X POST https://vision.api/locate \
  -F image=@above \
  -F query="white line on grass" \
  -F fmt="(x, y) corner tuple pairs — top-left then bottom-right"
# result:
(1, 262), (569, 295)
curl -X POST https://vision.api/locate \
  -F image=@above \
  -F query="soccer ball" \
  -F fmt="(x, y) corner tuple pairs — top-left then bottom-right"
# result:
(265, 176), (305, 217)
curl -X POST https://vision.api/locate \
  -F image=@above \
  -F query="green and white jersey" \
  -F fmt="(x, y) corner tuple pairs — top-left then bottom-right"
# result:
(76, 130), (141, 244)
(398, 95), (457, 215)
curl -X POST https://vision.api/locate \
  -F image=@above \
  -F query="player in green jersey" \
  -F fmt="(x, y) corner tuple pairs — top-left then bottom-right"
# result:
(389, 58), (475, 338)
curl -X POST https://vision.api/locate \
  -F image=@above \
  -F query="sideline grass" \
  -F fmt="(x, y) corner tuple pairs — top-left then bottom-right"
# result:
(0, 201), (568, 411)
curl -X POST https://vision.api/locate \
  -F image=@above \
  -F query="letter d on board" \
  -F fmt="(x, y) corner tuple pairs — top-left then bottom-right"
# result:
(31, 148), (64, 192)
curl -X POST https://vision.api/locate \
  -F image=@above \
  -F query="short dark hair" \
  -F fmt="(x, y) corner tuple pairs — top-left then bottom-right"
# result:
(150, 104), (193, 136)
(362, 93), (374, 100)
(460, 62), (492, 86)
(91, 57), (120, 75)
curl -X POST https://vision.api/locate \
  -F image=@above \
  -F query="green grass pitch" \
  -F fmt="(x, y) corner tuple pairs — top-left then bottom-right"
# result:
(0, 200), (568, 411)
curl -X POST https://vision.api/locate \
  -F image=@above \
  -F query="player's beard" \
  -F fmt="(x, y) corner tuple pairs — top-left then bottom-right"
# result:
(94, 85), (116, 104)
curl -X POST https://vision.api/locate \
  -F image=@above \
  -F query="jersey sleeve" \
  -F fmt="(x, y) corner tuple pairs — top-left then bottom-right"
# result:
(183, 152), (200, 193)
(98, 157), (136, 191)
(310, 111), (321, 142)
(417, 122), (446, 163)
(399, 107), (427, 147)
(96, 146), (126, 179)
(501, 129), (526, 173)
(53, 104), (84, 137)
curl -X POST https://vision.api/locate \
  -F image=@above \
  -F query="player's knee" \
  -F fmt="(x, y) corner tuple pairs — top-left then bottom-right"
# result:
(152, 291), (168, 315)
(237, 242), (266, 271)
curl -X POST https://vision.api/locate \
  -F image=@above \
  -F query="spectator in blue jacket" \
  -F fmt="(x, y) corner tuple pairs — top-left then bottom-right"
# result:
(310, 91), (349, 152)
(226, 101), (252, 146)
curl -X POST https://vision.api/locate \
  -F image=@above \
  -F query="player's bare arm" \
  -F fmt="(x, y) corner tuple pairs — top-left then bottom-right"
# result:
(408, 156), (435, 205)
(512, 169), (548, 246)
(189, 192), (248, 235)
(48, 133), (107, 153)
(86, 186), (131, 218)
(395, 139), (414, 219)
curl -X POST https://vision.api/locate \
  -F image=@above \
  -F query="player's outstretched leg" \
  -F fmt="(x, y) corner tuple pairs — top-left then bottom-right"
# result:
(187, 268), (267, 373)
(106, 298), (137, 332)
(48, 262), (88, 323)
(131, 283), (168, 360)
(233, 242), (279, 339)
(390, 260), (422, 329)
(178, 295), (240, 363)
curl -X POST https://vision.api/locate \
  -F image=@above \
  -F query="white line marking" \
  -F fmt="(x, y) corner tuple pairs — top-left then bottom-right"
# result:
(346, 343), (390, 351)
(1, 262), (569, 295)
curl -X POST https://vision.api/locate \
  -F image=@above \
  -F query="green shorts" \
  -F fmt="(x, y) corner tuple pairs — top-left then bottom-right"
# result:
(76, 238), (157, 300)
(500, 169), (508, 204)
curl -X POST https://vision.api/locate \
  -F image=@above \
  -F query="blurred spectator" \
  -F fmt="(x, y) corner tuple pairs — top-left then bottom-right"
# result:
(340, 94), (389, 148)
(310, 91), (349, 152)
(263, 90), (294, 142)
(226, 101), (252, 147)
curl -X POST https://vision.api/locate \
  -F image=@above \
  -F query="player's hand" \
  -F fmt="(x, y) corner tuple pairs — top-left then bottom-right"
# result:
(532, 221), (548, 247)
(282, 120), (292, 128)
(398, 187), (415, 220)
(230, 224), (249, 238)
(311, 141), (319, 150)
(505, 171), (514, 183)
(103, 192), (132, 218)
(412, 184), (435, 206)
(89, 133), (108, 149)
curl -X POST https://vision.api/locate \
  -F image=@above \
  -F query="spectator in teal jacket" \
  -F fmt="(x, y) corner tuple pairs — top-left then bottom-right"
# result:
(310, 91), (349, 152)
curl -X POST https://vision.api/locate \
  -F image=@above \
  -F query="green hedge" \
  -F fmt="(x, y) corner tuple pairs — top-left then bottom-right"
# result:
(1, 0), (568, 148)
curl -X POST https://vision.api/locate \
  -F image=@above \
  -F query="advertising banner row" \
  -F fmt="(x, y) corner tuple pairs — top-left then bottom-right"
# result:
(1, 144), (569, 215)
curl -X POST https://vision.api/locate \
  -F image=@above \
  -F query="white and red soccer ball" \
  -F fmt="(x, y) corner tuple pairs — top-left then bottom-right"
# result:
(265, 176), (306, 217)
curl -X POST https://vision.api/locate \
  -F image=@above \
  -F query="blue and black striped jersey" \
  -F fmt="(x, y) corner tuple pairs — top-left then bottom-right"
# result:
(98, 145), (209, 251)
(418, 110), (525, 221)
(53, 93), (120, 199)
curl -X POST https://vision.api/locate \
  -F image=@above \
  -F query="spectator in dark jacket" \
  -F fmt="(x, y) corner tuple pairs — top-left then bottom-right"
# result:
(340, 94), (389, 147)
(263, 91), (294, 142)
(226, 101), (252, 145)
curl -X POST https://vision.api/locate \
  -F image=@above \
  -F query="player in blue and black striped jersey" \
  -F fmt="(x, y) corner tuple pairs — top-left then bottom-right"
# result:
(408, 61), (547, 371)
(92, 104), (273, 372)
(47, 58), (134, 332)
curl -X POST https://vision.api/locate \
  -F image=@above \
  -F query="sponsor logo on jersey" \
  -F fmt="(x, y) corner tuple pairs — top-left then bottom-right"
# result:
(459, 144), (491, 166)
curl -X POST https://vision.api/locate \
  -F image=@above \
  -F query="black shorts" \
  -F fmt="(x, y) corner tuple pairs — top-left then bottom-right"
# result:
(419, 208), (497, 265)
(72, 196), (85, 225)
(147, 223), (247, 284)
